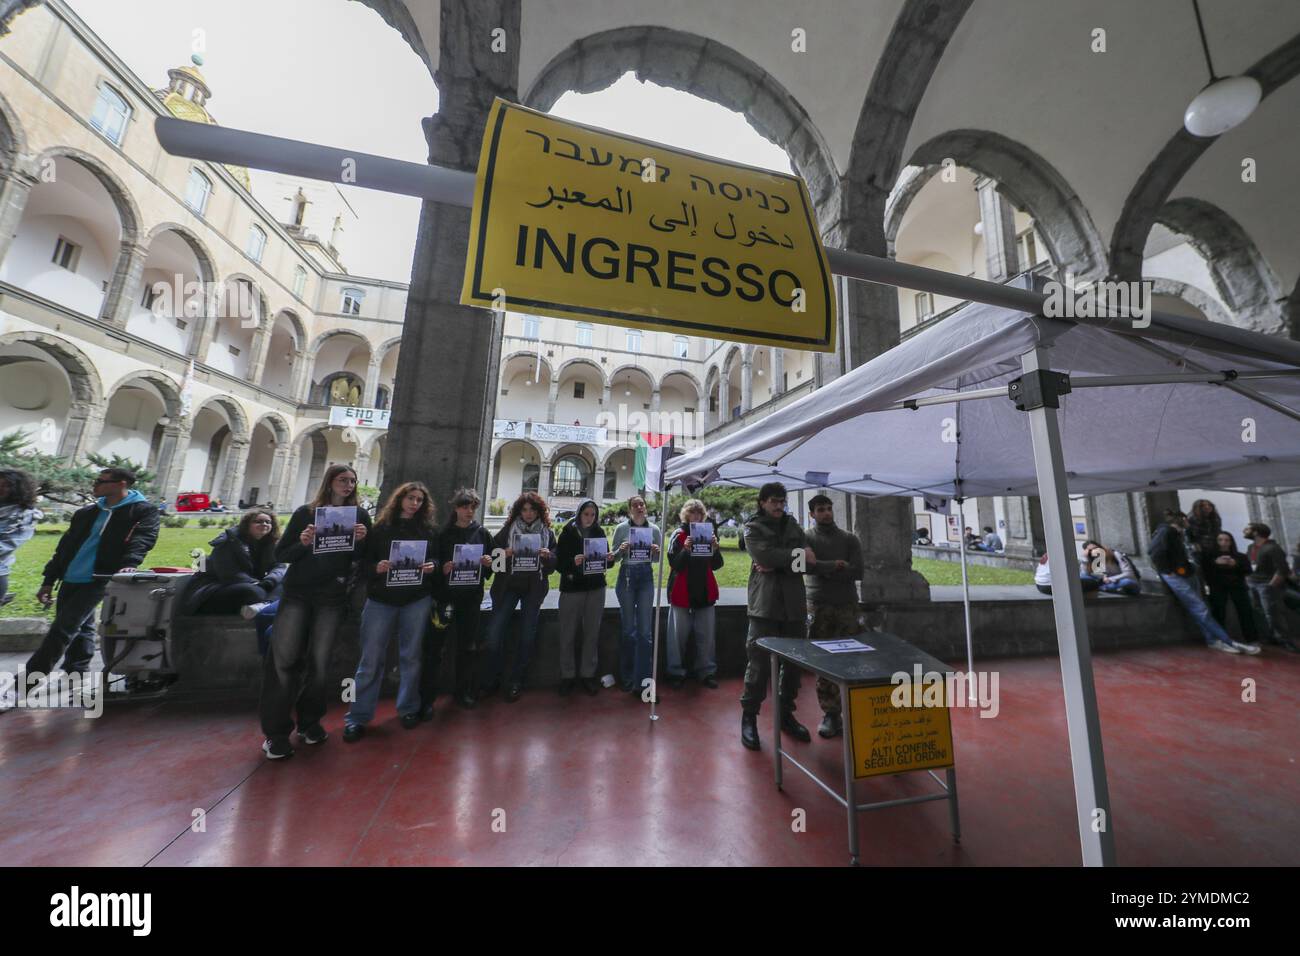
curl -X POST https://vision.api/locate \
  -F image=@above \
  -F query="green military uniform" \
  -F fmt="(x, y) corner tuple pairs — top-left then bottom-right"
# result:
(804, 520), (865, 717)
(740, 510), (808, 716)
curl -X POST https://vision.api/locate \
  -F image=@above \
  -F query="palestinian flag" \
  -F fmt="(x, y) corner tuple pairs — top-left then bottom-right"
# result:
(634, 432), (673, 492)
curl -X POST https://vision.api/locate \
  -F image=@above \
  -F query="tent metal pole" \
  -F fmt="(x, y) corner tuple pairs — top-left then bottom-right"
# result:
(1020, 346), (1116, 867)
(955, 500), (977, 703)
(649, 473), (669, 722)
(1127, 339), (1300, 424)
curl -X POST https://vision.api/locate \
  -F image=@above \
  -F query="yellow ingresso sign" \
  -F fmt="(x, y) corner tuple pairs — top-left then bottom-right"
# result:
(848, 684), (955, 779)
(460, 99), (836, 352)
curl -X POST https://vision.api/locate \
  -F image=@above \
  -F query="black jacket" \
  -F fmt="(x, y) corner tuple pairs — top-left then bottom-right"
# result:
(180, 527), (286, 614)
(1203, 550), (1251, 593)
(1147, 522), (1192, 576)
(276, 503), (374, 605)
(436, 520), (495, 602)
(488, 524), (557, 600)
(43, 496), (160, 587)
(362, 517), (440, 606)
(557, 509), (609, 593)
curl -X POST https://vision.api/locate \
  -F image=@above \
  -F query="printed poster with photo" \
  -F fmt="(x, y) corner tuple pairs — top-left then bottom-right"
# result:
(690, 522), (713, 557)
(387, 539), (427, 587)
(451, 544), (484, 586)
(628, 526), (652, 564)
(583, 536), (609, 575)
(313, 506), (358, 554)
(512, 533), (541, 573)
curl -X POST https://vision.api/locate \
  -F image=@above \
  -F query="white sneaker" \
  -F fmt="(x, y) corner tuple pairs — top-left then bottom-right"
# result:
(1232, 641), (1262, 656)
(1210, 641), (1241, 654)
(240, 602), (269, 621)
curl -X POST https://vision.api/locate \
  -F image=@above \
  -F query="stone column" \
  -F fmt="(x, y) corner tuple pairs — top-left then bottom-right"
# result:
(650, 387), (661, 413)
(380, 0), (520, 515)
(0, 167), (37, 269)
(1001, 495), (1046, 559)
(546, 379), (560, 421)
(220, 438), (251, 505)
(740, 356), (753, 413)
(153, 422), (193, 502)
(273, 446), (299, 512)
(246, 324), (274, 386)
(540, 461), (553, 497)
(100, 239), (149, 329)
(189, 283), (222, 362)
(363, 357), (382, 408)
(352, 449), (371, 486)
(265, 443), (291, 510)
(289, 349), (313, 402)
(594, 466), (606, 502)
(58, 403), (106, 463)
(975, 498), (996, 536)
(771, 349), (785, 398)
(974, 175), (1021, 282)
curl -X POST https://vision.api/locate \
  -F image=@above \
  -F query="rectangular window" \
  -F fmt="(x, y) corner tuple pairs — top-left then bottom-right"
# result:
(1017, 228), (1041, 267)
(246, 225), (267, 263)
(573, 382), (585, 399)
(626, 329), (642, 353)
(523, 315), (540, 340)
(89, 85), (131, 145)
(292, 267), (307, 298)
(673, 336), (689, 359)
(228, 345), (241, 357)
(52, 236), (81, 272)
(175, 318), (188, 331)
(141, 284), (161, 310)
(341, 288), (364, 315)
(576, 322), (592, 347)
(914, 291), (935, 322)
(184, 169), (212, 216)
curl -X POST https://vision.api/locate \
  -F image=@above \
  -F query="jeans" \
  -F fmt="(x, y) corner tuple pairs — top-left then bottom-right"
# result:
(666, 605), (716, 679)
(616, 564), (655, 689)
(1160, 573), (1231, 646)
(25, 580), (108, 675)
(254, 600), (279, 656)
(1248, 581), (1299, 643)
(346, 595), (430, 726)
(1098, 576), (1141, 596)
(194, 580), (277, 615)
(259, 595), (345, 739)
(483, 586), (546, 687)
(1036, 574), (1101, 596)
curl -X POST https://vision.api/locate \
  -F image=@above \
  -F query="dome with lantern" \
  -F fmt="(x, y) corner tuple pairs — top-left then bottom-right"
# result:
(153, 54), (253, 191)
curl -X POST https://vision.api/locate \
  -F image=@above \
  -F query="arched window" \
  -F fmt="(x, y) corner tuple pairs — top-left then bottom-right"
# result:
(185, 168), (212, 215)
(552, 457), (588, 497)
(340, 287), (364, 315)
(90, 84), (131, 145)
(246, 224), (267, 263)
(522, 463), (539, 493)
(292, 265), (307, 298)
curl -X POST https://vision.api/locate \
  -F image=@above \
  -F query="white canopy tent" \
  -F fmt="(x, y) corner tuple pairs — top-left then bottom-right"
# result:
(667, 302), (1300, 866)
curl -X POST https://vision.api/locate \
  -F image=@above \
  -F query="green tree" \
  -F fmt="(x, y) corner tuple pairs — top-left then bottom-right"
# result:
(0, 430), (157, 506)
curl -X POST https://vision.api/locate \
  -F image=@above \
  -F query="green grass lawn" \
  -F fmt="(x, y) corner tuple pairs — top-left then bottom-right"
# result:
(1, 526), (1031, 619)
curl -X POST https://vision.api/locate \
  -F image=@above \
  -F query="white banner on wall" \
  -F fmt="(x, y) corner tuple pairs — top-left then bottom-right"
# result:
(531, 422), (607, 444)
(494, 419), (528, 439)
(329, 406), (390, 429)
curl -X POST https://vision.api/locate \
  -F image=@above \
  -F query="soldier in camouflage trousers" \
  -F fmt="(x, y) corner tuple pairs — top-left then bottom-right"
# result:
(803, 494), (864, 738)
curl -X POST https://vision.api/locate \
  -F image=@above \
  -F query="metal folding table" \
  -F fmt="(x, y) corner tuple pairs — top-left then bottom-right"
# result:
(757, 632), (961, 866)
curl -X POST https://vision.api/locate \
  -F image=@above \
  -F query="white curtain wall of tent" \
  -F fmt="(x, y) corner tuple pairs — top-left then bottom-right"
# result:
(666, 301), (1300, 867)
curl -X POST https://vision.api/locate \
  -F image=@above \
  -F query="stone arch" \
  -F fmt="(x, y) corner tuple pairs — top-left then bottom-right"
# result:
(659, 368), (704, 401)
(360, 429), (387, 458)
(1108, 33), (1300, 282)
(107, 369), (181, 418)
(502, 349), (554, 383)
(192, 395), (251, 443)
(890, 130), (1108, 279)
(721, 345), (742, 377)
(600, 443), (636, 470)
(522, 25), (840, 224)
(556, 356), (608, 388)
(1146, 277), (1233, 328)
(0, 330), (102, 405)
(491, 436), (545, 464)
(843, 0), (975, 250)
(143, 221), (218, 286)
(1150, 197), (1284, 333)
(221, 271), (270, 323)
(252, 411), (292, 446)
(547, 442), (597, 468)
(307, 326), (372, 363)
(375, 335), (403, 365)
(270, 308), (307, 350)
(0, 88), (29, 167)
(34, 145), (142, 244)
(607, 364), (655, 391)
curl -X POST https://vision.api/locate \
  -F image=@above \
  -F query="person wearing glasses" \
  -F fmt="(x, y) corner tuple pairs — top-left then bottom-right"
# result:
(740, 482), (815, 751)
(179, 510), (285, 616)
(24, 468), (159, 680)
(260, 465), (371, 759)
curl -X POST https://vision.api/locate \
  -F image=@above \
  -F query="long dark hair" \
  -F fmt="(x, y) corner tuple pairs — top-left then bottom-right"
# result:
(377, 481), (435, 531)
(236, 509), (280, 569)
(309, 464), (359, 509)
(506, 491), (549, 528)
(0, 468), (37, 509)
(1215, 531), (1240, 555)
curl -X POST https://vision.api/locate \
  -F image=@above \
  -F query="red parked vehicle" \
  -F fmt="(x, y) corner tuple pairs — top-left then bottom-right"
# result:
(174, 492), (211, 512)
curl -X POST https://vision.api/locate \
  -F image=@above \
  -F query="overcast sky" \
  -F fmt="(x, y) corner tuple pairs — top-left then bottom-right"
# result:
(69, 0), (791, 284)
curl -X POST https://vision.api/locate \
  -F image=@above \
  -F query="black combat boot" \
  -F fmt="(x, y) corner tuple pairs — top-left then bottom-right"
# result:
(741, 712), (761, 751)
(817, 712), (843, 739)
(780, 711), (811, 743)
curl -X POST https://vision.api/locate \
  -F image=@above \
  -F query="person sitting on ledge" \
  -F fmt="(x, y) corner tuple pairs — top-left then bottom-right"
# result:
(913, 527), (932, 546)
(1080, 539), (1141, 595)
(976, 526), (1003, 553)
(1033, 551), (1101, 596)
(180, 510), (285, 617)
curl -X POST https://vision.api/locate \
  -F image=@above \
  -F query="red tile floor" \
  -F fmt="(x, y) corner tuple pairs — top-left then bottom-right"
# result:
(2, 644), (1297, 867)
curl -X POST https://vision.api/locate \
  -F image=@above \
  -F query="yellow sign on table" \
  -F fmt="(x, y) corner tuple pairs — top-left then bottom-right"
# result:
(848, 684), (955, 779)
(461, 99), (836, 352)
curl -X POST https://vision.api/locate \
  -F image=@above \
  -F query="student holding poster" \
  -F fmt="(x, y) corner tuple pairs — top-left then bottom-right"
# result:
(423, 488), (494, 716)
(666, 498), (724, 690)
(260, 465), (371, 760)
(343, 482), (439, 742)
(610, 495), (661, 694)
(556, 499), (610, 696)
(483, 492), (558, 703)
